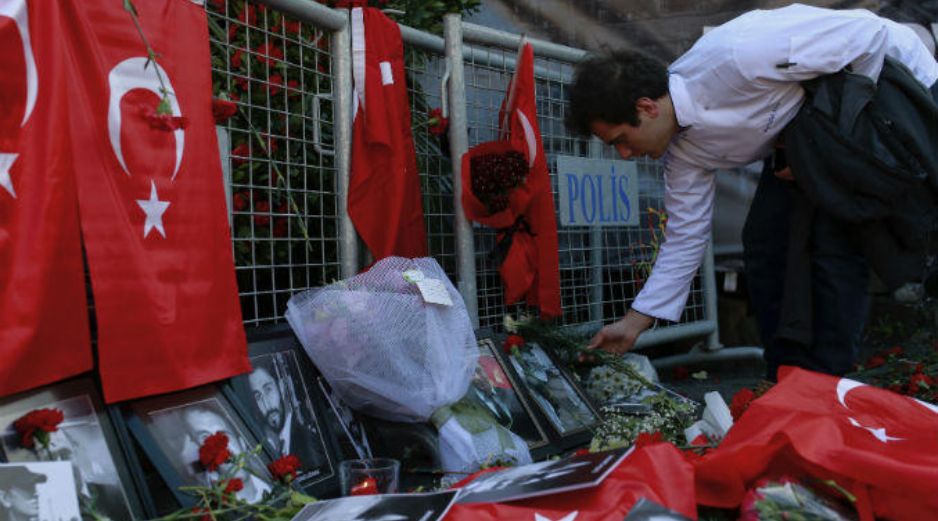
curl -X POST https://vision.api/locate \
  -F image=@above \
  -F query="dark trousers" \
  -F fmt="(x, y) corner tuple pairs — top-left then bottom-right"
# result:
(743, 162), (870, 380)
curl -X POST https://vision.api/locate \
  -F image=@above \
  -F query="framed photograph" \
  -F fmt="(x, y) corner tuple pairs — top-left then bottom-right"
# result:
(504, 341), (601, 444)
(225, 326), (343, 494)
(316, 376), (373, 461)
(472, 337), (550, 452)
(0, 461), (81, 520)
(124, 385), (274, 507)
(0, 378), (147, 520)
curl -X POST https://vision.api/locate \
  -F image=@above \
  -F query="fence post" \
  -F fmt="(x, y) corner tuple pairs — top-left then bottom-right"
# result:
(333, 21), (358, 279)
(443, 13), (479, 327)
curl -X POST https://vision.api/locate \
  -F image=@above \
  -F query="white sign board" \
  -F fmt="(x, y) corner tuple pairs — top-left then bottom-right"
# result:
(556, 155), (639, 227)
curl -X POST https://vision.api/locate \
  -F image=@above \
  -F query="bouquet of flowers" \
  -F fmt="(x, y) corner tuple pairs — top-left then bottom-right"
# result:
(285, 257), (531, 481)
(468, 146), (530, 214)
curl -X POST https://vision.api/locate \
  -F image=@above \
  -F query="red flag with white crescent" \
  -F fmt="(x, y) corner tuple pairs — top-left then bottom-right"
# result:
(695, 367), (938, 520)
(60, 0), (250, 402)
(348, 7), (428, 262)
(498, 43), (561, 318)
(0, 0), (93, 397)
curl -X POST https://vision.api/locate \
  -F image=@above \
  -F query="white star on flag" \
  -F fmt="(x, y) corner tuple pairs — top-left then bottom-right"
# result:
(136, 179), (170, 238)
(848, 418), (902, 443)
(0, 153), (17, 198)
(534, 511), (578, 521)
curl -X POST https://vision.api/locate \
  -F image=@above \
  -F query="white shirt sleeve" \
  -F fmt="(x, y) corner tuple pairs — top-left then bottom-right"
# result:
(630, 153), (715, 322)
(734, 5), (938, 88)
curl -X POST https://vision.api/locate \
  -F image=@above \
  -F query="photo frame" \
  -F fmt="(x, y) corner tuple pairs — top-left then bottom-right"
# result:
(124, 385), (275, 508)
(472, 336), (551, 454)
(501, 339), (602, 447)
(0, 377), (148, 520)
(225, 325), (343, 496)
(316, 376), (373, 461)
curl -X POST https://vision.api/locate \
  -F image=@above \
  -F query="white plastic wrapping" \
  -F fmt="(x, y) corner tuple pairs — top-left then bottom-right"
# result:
(285, 257), (478, 423)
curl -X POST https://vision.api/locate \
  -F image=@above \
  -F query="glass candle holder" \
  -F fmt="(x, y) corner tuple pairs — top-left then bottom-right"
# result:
(339, 458), (400, 496)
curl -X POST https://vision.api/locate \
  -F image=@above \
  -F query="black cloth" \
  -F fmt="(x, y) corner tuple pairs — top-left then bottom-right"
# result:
(287, 417), (327, 473)
(784, 58), (938, 290)
(744, 65), (938, 380)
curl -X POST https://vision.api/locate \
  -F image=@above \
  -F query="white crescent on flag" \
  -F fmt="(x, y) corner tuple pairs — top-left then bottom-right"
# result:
(0, 0), (38, 199)
(516, 109), (538, 168)
(107, 57), (185, 181)
(0, 0), (37, 127)
(534, 512), (578, 521)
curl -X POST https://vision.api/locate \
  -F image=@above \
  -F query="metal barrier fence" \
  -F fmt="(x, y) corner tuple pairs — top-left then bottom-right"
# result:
(213, 2), (726, 356)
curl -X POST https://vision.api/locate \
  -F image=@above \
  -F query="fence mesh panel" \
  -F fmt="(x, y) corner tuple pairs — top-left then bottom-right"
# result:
(461, 43), (707, 331)
(207, 2), (341, 326)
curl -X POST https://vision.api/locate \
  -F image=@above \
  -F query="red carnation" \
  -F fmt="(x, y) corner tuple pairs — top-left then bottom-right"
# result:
(268, 454), (302, 483)
(255, 43), (284, 65)
(230, 48), (244, 69)
(254, 200), (271, 226)
(13, 408), (64, 449)
(212, 98), (238, 124)
(198, 432), (231, 472)
(910, 372), (932, 393)
(232, 191), (250, 212)
(427, 108), (448, 136)
(222, 477), (244, 495)
(865, 355), (886, 369)
(232, 143), (251, 167)
(268, 74), (284, 96)
(729, 387), (756, 421)
(502, 335), (525, 354)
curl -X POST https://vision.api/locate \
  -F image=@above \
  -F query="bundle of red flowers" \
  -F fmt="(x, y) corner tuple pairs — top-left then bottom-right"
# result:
(199, 431), (232, 472)
(469, 150), (529, 214)
(13, 408), (64, 449)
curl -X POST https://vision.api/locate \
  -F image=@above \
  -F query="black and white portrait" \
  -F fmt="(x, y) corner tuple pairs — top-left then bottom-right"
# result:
(293, 491), (458, 521)
(508, 343), (598, 435)
(143, 396), (273, 504)
(470, 340), (548, 448)
(0, 462), (80, 521)
(317, 377), (372, 459)
(456, 446), (630, 504)
(231, 350), (333, 487)
(0, 395), (134, 520)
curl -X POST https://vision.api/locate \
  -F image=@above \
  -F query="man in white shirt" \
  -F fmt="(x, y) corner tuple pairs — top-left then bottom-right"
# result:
(570, 4), (938, 378)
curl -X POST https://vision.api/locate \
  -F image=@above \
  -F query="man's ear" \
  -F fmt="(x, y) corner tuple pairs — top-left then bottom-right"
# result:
(635, 97), (660, 119)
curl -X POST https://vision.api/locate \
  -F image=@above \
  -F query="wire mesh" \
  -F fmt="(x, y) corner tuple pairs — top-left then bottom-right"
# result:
(403, 46), (460, 282)
(207, 1), (341, 327)
(461, 43), (708, 331)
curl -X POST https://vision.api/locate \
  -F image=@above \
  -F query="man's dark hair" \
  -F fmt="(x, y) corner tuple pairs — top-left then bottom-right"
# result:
(566, 50), (669, 136)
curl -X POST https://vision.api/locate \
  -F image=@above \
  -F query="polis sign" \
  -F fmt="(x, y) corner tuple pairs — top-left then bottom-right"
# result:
(556, 155), (638, 227)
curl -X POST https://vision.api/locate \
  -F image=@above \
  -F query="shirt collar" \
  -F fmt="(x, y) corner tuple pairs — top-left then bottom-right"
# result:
(668, 72), (697, 129)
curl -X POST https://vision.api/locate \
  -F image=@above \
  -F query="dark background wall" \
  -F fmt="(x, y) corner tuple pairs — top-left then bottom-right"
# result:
(467, 0), (938, 61)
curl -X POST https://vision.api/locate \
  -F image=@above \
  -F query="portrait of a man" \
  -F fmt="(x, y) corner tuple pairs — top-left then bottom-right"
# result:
(508, 343), (598, 434)
(0, 465), (43, 521)
(0, 462), (81, 521)
(146, 397), (273, 504)
(467, 341), (548, 448)
(317, 377), (372, 460)
(234, 351), (332, 486)
(0, 395), (134, 520)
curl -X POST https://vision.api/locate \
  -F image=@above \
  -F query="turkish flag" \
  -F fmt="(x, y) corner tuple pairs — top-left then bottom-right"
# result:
(499, 42), (561, 318)
(348, 7), (427, 262)
(445, 444), (697, 520)
(0, 0), (93, 397)
(695, 367), (938, 521)
(59, 0), (250, 402)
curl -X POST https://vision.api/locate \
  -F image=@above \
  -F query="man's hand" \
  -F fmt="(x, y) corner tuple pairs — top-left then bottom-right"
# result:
(586, 309), (655, 355)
